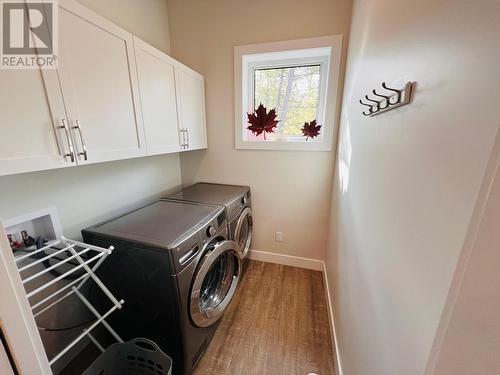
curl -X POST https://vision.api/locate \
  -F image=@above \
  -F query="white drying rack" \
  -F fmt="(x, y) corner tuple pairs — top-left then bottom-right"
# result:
(15, 236), (124, 366)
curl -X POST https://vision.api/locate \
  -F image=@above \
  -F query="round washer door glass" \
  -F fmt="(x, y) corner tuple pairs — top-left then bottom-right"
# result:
(190, 240), (241, 327)
(235, 207), (253, 259)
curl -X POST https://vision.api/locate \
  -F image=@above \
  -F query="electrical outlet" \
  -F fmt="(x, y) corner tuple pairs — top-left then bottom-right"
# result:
(275, 231), (283, 242)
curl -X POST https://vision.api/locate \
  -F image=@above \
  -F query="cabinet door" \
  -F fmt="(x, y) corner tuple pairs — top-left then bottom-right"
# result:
(57, 0), (146, 165)
(133, 37), (181, 155)
(0, 68), (76, 176)
(175, 64), (207, 151)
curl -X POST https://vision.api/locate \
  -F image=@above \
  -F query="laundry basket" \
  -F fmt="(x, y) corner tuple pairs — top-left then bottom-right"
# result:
(82, 338), (172, 375)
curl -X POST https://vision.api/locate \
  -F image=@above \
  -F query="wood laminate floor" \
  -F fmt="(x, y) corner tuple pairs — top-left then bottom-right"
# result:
(193, 260), (336, 375)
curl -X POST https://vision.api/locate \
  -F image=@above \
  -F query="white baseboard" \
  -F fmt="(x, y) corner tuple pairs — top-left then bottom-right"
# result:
(322, 262), (343, 375)
(248, 249), (324, 271)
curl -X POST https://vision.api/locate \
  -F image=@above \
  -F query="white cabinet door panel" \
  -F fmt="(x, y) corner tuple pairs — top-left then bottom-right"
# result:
(134, 37), (181, 155)
(57, 0), (146, 165)
(0, 68), (76, 176)
(175, 65), (207, 151)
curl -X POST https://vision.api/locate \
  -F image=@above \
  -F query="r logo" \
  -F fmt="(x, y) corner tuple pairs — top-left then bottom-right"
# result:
(2, 1), (53, 54)
(0, 0), (57, 68)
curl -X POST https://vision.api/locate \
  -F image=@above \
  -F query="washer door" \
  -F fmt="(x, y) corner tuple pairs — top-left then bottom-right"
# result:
(190, 240), (241, 327)
(234, 207), (253, 259)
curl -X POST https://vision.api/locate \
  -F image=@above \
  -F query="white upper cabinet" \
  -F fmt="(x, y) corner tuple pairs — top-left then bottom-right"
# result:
(175, 65), (208, 151)
(57, 0), (146, 165)
(0, 0), (207, 177)
(0, 68), (77, 176)
(133, 37), (181, 155)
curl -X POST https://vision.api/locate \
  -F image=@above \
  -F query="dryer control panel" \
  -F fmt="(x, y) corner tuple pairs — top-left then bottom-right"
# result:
(172, 209), (228, 273)
(201, 211), (227, 243)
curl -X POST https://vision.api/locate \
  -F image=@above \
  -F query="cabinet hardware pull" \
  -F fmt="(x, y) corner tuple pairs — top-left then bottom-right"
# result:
(72, 120), (88, 161)
(185, 128), (189, 149)
(180, 128), (187, 149)
(59, 119), (75, 163)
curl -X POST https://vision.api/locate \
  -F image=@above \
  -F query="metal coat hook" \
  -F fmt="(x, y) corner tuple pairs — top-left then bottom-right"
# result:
(359, 99), (373, 116)
(381, 82), (402, 103)
(364, 95), (380, 105)
(360, 81), (415, 117)
(362, 95), (383, 116)
(371, 89), (391, 109)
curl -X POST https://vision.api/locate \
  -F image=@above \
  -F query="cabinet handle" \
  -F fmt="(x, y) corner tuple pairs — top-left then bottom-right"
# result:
(185, 128), (190, 149)
(180, 129), (187, 149)
(58, 119), (75, 163)
(72, 120), (88, 161)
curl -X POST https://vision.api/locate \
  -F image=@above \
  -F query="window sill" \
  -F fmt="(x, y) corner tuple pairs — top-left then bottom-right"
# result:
(235, 139), (333, 152)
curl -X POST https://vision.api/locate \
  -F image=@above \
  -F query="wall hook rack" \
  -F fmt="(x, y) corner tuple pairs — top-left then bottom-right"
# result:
(360, 81), (415, 117)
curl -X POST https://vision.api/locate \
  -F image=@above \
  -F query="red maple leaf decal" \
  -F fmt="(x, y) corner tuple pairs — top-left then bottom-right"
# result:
(247, 103), (279, 140)
(302, 120), (322, 140)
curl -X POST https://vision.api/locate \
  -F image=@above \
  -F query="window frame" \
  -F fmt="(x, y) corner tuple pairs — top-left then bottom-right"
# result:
(234, 35), (343, 151)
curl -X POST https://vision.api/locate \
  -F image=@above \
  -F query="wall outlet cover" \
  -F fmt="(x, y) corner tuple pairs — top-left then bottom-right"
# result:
(275, 231), (283, 242)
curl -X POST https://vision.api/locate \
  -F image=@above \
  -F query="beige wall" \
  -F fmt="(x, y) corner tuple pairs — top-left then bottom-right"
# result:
(77, 0), (171, 54)
(0, 0), (180, 239)
(167, 0), (352, 260)
(325, 0), (500, 374)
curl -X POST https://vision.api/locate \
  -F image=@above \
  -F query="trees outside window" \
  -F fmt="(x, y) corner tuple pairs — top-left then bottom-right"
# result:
(253, 65), (321, 139)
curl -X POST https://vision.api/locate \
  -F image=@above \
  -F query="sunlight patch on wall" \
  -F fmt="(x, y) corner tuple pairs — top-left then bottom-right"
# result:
(338, 122), (352, 194)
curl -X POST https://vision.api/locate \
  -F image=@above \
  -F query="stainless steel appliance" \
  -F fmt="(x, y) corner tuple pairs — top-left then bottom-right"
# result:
(165, 183), (253, 264)
(82, 200), (241, 375)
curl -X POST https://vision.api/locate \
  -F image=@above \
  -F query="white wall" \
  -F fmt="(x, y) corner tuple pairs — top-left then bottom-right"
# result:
(430, 129), (500, 374)
(0, 155), (181, 239)
(0, 341), (14, 375)
(325, 0), (500, 374)
(0, 224), (52, 375)
(166, 0), (352, 260)
(0, 0), (180, 238)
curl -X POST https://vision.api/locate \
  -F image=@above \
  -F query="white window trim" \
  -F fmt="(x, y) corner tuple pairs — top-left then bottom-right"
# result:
(234, 35), (343, 151)
(246, 53), (329, 143)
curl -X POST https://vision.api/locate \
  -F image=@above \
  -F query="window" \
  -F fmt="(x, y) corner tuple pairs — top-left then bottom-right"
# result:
(253, 65), (321, 139)
(235, 36), (342, 151)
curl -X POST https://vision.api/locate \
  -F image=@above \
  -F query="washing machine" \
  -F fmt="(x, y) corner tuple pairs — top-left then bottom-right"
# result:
(164, 183), (253, 265)
(82, 200), (241, 375)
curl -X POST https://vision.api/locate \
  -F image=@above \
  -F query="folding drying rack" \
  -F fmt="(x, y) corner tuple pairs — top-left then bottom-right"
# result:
(15, 236), (124, 366)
